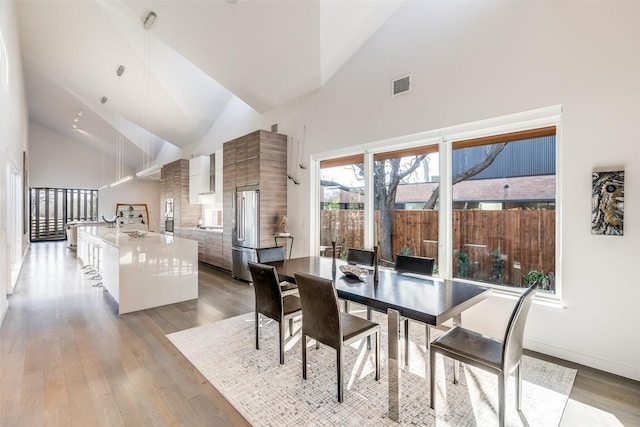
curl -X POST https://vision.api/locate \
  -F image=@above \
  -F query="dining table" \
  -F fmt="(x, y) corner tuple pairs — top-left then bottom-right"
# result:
(267, 256), (492, 422)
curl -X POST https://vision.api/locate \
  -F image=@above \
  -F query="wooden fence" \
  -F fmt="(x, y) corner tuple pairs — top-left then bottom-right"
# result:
(320, 209), (555, 287)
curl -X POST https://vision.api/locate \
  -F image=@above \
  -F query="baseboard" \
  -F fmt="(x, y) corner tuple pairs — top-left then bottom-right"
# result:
(469, 322), (640, 383)
(525, 338), (640, 383)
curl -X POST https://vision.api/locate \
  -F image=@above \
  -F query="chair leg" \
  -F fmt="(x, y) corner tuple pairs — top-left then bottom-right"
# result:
(515, 363), (522, 411)
(279, 320), (285, 364)
(430, 348), (436, 409)
(337, 346), (344, 403)
(255, 312), (260, 350)
(367, 307), (372, 350)
(302, 334), (308, 379)
(404, 319), (410, 366)
(343, 300), (349, 313)
(289, 318), (294, 337)
(375, 331), (380, 381)
(498, 372), (506, 427)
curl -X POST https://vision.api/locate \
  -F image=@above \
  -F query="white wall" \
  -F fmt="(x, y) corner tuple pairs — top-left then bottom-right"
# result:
(262, 1), (640, 380)
(181, 95), (261, 159)
(29, 123), (161, 234)
(0, 0), (29, 323)
(98, 180), (161, 233)
(28, 122), (131, 189)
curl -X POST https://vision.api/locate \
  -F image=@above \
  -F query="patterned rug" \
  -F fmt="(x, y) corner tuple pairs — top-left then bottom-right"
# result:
(167, 312), (576, 426)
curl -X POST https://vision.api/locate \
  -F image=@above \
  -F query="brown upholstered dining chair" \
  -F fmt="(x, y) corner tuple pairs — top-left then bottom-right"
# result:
(256, 246), (297, 296)
(294, 272), (380, 403)
(430, 284), (537, 427)
(394, 254), (436, 365)
(248, 262), (302, 364)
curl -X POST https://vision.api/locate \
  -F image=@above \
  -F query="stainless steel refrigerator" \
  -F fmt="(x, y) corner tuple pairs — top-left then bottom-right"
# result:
(232, 186), (259, 281)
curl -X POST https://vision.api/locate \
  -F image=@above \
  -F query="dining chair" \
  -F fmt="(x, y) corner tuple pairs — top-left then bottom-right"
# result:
(346, 248), (376, 266)
(294, 272), (380, 403)
(394, 254), (436, 364)
(395, 253), (434, 276)
(343, 248), (376, 314)
(430, 283), (537, 427)
(248, 262), (302, 365)
(344, 247), (378, 348)
(256, 246), (298, 295)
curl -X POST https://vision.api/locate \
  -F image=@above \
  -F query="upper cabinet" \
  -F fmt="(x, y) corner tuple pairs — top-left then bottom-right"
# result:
(189, 155), (209, 204)
(161, 159), (200, 233)
(189, 149), (224, 206)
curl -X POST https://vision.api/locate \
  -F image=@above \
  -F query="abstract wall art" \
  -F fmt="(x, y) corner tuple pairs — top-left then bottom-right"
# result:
(591, 169), (624, 236)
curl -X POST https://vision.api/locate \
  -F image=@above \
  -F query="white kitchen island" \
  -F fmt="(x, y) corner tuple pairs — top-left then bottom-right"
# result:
(77, 226), (198, 314)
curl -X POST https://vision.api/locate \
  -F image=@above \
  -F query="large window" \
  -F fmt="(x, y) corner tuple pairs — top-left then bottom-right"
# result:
(320, 155), (365, 258)
(315, 111), (559, 297)
(373, 146), (439, 269)
(451, 127), (556, 291)
(30, 187), (98, 242)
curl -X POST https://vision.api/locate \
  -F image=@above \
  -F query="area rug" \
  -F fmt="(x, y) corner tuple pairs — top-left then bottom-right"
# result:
(167, 312), (576, 426)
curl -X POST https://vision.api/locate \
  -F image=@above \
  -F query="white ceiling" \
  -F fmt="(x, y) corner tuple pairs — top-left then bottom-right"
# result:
(16, 0), (403, 173)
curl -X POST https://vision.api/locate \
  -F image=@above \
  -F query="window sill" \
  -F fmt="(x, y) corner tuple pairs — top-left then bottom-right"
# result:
(454, 278), (565, 309)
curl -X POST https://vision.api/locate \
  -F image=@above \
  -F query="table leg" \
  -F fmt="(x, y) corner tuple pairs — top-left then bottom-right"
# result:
(453, 313), (461, 384)
(388, 309), (401, 422)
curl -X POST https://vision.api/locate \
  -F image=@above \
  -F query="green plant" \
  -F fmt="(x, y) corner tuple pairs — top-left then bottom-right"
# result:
(400, 245), (414, 256)
(490, 247), (505, 283)
(454, 250), (471, 278)
(523, 269), (549, 290)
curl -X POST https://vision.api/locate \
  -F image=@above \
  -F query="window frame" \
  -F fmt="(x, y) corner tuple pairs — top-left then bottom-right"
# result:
(311, 105), (562, 303)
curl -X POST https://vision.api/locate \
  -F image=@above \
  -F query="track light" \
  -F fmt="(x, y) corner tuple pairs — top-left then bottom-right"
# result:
(143, 11), (157, 30)
(101, 96), (108, 104)
(117, 65), (125, 77)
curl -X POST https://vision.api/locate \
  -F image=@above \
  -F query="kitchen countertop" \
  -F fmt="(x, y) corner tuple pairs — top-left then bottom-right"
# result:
(183, 226), (223, 234)
(77, 225), (192, 247)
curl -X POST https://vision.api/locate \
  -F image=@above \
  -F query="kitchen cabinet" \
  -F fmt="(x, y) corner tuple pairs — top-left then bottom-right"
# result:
(189, 150), (224, 207)
(161, 159), (200, 234)
(223, 130), (288, 269)
(189, 156), (210, 204)
(181, 228), (224, 268)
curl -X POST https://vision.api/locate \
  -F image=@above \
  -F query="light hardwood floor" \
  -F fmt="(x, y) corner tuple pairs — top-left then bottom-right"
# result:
(1, 242), (638, 426)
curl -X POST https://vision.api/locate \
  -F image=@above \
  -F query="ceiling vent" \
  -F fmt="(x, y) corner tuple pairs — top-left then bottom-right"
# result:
(392, 74), (411, 96)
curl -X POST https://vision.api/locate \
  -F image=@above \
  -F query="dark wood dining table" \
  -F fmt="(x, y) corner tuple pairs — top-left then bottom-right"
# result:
(268, 256), (492, 422)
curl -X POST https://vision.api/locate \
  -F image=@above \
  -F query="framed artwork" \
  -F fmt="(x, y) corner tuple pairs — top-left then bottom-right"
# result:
(591, 169), (624, 236)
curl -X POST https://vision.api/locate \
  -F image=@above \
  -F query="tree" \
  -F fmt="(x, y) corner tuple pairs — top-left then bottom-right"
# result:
(371, 156), (427, 261)
(422, 142), (508, 209)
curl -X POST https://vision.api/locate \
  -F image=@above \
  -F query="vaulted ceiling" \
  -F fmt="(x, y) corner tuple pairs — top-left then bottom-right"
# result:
(16, 0), (403, 172)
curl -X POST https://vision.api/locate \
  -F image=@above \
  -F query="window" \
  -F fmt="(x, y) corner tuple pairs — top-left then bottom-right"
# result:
(30, 187), (98, 242)
(319, 155), (365, 258)
(373, 146), (439, 269)
(451, 127), (556, 292)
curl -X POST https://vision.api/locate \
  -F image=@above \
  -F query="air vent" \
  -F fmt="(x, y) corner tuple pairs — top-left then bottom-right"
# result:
(392, 74), (411, 96)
